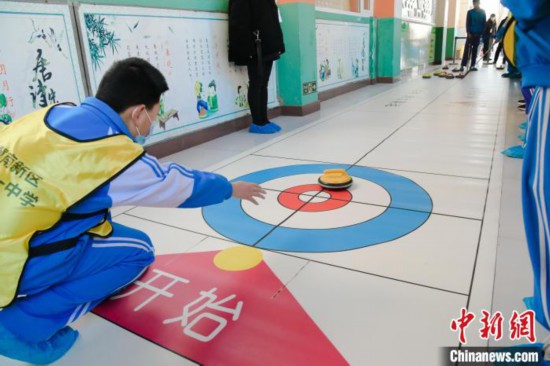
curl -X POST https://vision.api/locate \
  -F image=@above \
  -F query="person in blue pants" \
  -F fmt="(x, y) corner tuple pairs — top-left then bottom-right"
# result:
(501, 0), (550, 361)
(460, 0), (486, 72)
(0, 58), (266, 364)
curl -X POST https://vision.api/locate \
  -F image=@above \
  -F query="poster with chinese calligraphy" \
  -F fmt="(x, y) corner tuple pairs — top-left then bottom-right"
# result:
(316, 20), (370, 92)
(0, 1), (86, 124)
(77, 4), (279, 146)
(401, 0), (435, 24)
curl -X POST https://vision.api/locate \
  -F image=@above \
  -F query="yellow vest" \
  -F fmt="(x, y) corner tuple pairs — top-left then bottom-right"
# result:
(503, 17), (517, 67)
(0, 105), (143, 308)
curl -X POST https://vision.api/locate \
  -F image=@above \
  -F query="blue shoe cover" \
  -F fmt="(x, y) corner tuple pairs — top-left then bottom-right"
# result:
(0, 324), (79, 364)
(523, 296), (535, 310)
(518, 133), (526, 142)
(249, 123), (278, 134)
(267, 122), (282, 131)
(519, 122), (527, 130)
(502, 145), (525, 159)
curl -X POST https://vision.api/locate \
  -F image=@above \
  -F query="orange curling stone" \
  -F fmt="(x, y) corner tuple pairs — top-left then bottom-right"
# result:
(318, 169), (353, 190)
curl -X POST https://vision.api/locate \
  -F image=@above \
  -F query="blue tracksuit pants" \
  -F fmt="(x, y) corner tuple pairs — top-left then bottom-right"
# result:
(0, 223), (155, 342)
(523, 87), (550, 330)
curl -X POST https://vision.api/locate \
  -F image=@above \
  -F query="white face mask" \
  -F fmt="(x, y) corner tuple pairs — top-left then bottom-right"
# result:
(135, 110), (156, 146)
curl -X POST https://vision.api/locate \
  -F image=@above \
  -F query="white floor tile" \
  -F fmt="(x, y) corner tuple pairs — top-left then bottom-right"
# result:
(286, 261), (467, 366)
(360, 137), (495, 179)
(110, 205), (135, 218)
(379, 168), (488, 219)
(113, 214), (207, 255)
(212, 155), (351, 181)
(275, 212), (481, 294)
(126, 205), (236, 241)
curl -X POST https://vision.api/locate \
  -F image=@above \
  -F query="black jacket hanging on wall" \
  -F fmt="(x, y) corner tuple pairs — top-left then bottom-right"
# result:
(228, 0), (285, 66)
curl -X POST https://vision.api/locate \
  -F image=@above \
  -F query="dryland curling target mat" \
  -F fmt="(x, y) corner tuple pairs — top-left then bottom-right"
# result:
(202, 164), (433, 252)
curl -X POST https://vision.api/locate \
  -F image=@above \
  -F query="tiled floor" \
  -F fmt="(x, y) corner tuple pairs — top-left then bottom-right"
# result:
(2, 65), (542, 366)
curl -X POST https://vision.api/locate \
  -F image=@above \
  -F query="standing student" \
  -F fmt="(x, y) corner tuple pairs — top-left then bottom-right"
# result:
(0, 57), (266, 364)
(493, 16), (508, 65)
(228, 0), (285, 134)
(460, 0), (487, 72)
(500, 0), (550, 360)
(482, 13), (497, 62)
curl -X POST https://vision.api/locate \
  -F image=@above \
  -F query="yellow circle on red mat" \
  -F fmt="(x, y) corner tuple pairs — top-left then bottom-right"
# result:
(213, 246), (263, 271)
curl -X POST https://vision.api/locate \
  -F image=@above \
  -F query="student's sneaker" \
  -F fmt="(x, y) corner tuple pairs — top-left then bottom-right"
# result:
(518, 104), (526, 112)
(501, 145), (525, 159)
(470, 67), (478, 71)
(0, 324), (79, 364)
(518, 99), (525, 104)
(453, 66), (465, 72)
(249, 123), (279, 134)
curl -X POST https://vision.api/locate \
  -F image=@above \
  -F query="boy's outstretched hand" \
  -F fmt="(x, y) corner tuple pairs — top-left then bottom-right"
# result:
(231, 181), (266, 205)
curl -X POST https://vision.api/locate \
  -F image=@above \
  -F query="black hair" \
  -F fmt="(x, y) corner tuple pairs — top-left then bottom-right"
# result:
(95, 57), (169, 113)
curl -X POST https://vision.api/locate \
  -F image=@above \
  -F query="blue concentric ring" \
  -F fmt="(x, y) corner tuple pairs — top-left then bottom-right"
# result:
(203, 164), (432, 253)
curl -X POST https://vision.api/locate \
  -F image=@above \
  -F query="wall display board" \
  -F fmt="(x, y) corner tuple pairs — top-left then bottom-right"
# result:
(78, 4), (278, 145)
(316, 19), (370, 92)
(315, 0), (353, 12)
(401, 0), (435, 24)
(400, 22), (435, 70)
(0, 1), (86, 124)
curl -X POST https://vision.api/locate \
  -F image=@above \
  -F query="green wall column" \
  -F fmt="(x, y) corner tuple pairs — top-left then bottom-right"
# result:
(377, 18), (401, 80)
(277, 2), (318, 108)
(445, 0), (459, 60)
(434, 27), (445, 64)
(446, 28), (456, 59)
(433, 0), (449, 64)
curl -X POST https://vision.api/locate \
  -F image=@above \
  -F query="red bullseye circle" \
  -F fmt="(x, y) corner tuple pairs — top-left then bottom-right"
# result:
(277, 184), (352, 212)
